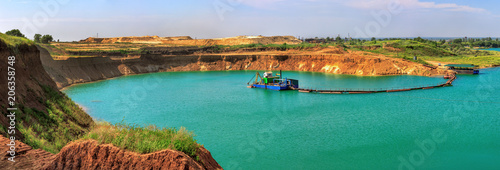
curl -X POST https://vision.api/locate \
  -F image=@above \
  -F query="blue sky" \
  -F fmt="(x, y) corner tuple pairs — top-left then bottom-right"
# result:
(0, 0), (499, 41)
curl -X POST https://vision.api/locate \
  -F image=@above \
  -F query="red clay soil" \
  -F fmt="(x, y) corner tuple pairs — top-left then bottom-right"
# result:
(0, 136), (53, 170)
(0, 136), (222, 170)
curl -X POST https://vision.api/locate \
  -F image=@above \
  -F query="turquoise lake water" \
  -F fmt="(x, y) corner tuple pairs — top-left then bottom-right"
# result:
(479, 48), (500, 52)
(64, 69), (500, 169)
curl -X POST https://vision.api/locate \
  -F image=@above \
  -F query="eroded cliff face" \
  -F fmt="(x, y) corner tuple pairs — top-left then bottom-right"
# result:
(38, 46), (444, 89)
(0, 41), (92, 141)
(0, 136), (222, 170)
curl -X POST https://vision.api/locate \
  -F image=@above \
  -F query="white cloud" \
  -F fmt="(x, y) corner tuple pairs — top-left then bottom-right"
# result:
(239, 0), (287, 8)
(237, 0), (486, 13)
(344, 0), (486, 13)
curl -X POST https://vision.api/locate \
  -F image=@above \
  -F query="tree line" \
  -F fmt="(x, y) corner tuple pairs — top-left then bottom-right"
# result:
(451, 37), (500, 48)
(306, 35), (499, 49)
(4, 29), (54, 43)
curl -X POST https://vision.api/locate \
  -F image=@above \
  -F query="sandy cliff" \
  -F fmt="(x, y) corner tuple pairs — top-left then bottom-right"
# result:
(39, 46), (444, 89)
(0, 41), (92, 140)
(79, 35), (302, 45)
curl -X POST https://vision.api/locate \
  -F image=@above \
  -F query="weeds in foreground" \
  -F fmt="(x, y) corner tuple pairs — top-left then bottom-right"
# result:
(80, 121), (200, 160)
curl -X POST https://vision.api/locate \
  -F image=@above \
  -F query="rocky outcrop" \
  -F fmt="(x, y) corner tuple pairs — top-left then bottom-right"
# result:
(38, 46), (445, 89)
(0, 136), (222, 170)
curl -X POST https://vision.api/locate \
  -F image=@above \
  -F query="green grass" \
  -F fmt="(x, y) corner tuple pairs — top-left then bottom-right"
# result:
(352, 40), (452, 57)
(15, 85), (93, 154)
(80, 121), (200, 160)
(420, 55), (500, 67)
(345, 40), (499, 67)
(0, 32), (34, 47)
(0, 124), (6, 135)
(208, 40), (498, 67)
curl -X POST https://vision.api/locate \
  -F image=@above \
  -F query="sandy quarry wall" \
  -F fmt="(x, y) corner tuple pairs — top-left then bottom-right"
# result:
(80, 36), (193, 44)
(38, 46), (442, 89)
(161, 36), (303, 46)
(79, 36), (302, 45)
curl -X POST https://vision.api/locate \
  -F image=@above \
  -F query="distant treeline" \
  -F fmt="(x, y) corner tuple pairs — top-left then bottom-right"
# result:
(304, 36), (500, 48)
(448, 37), (500, 48)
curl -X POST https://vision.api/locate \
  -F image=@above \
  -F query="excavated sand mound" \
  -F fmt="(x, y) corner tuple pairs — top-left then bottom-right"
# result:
(0, 136), (222, 170)
(79, 35), (302, 45)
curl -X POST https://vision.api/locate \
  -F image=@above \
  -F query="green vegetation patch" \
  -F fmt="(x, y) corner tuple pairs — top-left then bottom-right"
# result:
(0, 33), (34, 48)
(80, 121), (200, 159)
(0, 124), (6, 135)
(211, 42), (323, 52)
(343, 38), (499, 67)
(17, 85), (93, 154)
(420, 55), (500, 67)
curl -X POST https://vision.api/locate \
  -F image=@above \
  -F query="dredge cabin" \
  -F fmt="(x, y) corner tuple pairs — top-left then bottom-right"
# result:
(444, 64), (479, 74)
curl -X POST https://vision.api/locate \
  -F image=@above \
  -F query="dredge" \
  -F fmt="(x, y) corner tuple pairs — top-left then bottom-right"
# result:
(247, 71), (299, 91)
(247, 71), (458, 94)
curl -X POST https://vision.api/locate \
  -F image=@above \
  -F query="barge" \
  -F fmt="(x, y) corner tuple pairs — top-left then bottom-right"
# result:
(247, 71), (299, 91)
(444, 64), (479, 74)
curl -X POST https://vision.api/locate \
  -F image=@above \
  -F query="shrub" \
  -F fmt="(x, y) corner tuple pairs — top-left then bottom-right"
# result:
(34, 34), (42, 43)
(41, 34), (54, 43)
(5, 29), (26, 38)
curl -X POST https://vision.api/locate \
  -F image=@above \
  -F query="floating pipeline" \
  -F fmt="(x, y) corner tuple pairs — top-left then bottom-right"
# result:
(248, 71), (458, 94)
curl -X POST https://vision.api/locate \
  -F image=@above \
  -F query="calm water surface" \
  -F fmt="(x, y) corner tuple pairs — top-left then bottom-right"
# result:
(479, 48), (500, 52)
(64, 69), (500, 170)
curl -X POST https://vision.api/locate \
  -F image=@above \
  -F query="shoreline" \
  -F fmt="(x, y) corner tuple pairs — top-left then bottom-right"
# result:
(60, 66), (500, 92)
(58, 69), (448, 90)
(57, 62), (500, 91)
(38, 44), (449, 90)
(75, 103), (89, 113)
